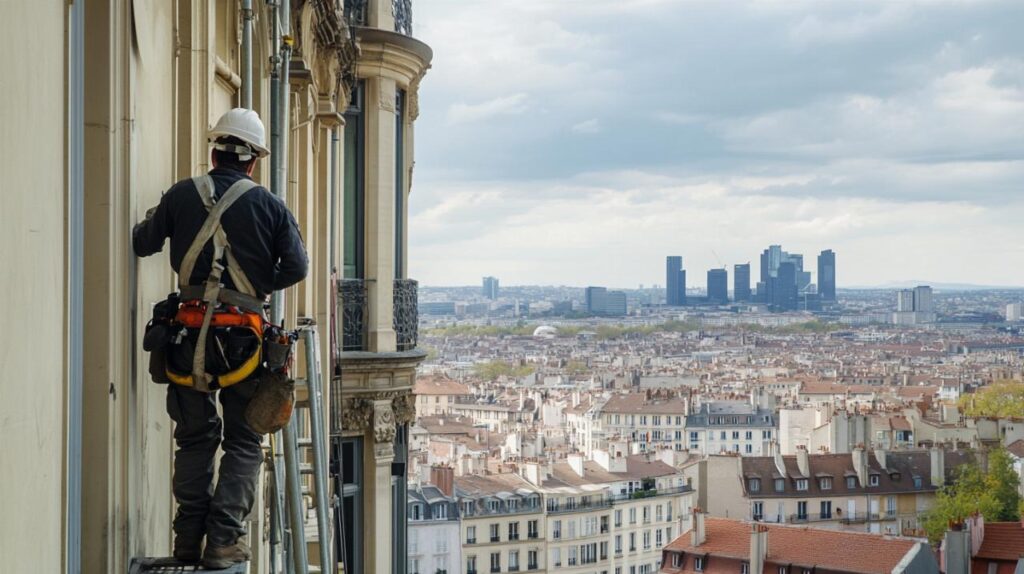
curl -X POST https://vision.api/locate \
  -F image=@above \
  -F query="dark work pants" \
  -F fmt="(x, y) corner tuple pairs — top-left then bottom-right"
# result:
(166, 379), (262, 548)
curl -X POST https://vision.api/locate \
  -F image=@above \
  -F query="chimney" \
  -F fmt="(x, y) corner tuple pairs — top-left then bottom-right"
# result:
(796, 445), (810, 477)
(930, 446), (945, 487)
(773, 445), (788, 478)
(568, 452), (586, 478)
(691, 508), (706, 547)
(941, 523), (970, 574)
(430, 465), (455, 497)
(749, 524), (768, 574)
(875, 448), (888, 471)
(852, 445), (868, 486)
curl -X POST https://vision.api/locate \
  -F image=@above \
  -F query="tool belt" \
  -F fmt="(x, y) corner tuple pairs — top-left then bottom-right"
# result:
(142, 175), (295, 392)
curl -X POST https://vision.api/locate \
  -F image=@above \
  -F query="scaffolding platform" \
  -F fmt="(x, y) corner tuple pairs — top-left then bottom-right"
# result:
(128, 557), (247, 573)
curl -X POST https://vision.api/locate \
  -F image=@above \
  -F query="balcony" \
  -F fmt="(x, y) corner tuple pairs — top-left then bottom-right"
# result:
(336, 278), (418, 352)
(839, 512), (885, 525)
(343, 0), (413, 35)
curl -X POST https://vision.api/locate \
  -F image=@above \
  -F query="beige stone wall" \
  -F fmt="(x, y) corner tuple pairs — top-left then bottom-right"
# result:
(0, 2), (68, 572)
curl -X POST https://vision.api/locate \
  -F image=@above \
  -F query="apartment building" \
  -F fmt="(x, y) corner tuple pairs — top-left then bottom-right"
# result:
(595, 392), (691, 455)
(659, 514), (938, 573)
(684, 401), (776, 456)
(703, 446), (973, 536)
(409, 478), (462, 574)
(525, 449), (696, 574)
(456, 474), (547, 574)
(415, 376), (474, 417)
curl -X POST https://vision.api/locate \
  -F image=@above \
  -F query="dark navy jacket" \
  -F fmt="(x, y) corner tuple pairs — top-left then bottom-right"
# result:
(132, 167), (308, 299)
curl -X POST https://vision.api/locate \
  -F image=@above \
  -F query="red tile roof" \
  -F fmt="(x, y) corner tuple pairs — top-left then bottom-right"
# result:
(413, 376), (472, 396)
(664, 517), (921, 573)
(975, 522), (1024, 562)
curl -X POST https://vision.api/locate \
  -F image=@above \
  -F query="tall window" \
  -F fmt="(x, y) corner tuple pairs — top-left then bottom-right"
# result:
(343, 81), (365, 278)
(394, 89), (406, 278)
(336, 437), (363, 574)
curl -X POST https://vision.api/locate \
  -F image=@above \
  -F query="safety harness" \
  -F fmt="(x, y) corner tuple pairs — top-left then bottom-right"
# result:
(165, 175), (263, 392)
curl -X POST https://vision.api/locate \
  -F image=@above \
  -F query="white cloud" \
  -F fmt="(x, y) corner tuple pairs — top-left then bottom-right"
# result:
(571, 119), (601, 134)
(446, 94), (529, 125)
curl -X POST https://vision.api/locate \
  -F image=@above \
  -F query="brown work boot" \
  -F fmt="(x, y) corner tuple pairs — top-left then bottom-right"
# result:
(202, 539), (251, 569)
(172, 535), (202, 563)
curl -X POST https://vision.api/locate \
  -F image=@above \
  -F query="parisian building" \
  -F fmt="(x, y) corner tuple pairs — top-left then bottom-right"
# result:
(3, 2), (430, 573)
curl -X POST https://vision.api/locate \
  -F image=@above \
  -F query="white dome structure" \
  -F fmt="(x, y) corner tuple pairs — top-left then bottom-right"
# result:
(532, 325), (558, 338)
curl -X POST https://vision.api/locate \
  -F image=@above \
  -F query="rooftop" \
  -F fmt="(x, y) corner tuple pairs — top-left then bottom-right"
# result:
(663, 517), (924, 573)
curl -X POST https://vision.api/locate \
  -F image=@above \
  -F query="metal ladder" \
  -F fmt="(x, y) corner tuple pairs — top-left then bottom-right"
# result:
(267, 320), (334, 574)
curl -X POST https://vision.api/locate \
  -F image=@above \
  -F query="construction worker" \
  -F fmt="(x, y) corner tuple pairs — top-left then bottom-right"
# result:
(133, 108), (308, 568)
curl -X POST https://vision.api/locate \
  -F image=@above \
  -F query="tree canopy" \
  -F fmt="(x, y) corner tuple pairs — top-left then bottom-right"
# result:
(472, 361), (534, 381)
(921, 448), (1022, 544)
(958, 380), (1024, 418)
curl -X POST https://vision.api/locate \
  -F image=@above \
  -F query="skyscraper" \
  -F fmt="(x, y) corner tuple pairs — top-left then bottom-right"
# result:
(585, 286), (608, 314)
(482, 276), (499, 300)
(771, 262), (799, 311)
(707, 268), (728, 304)
(604, 291), (628, 316)
(817, 250), (836, 301)
(893, 285), (935, 324)
(734, 263), (751, 302)
(666, 256), (686, 306)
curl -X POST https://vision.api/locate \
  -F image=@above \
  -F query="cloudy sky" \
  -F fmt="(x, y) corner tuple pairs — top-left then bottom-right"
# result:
(408, 0), (1024, 288)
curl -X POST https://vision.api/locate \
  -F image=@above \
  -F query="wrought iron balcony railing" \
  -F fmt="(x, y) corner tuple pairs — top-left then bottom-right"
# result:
(343, 0), (413, 35)
(394, 278), (418, 351)
(336, 278), (418, 352)
(338, 278), (368, 351)
(392, 0), (412, 35)
(343, 0), (368, 26)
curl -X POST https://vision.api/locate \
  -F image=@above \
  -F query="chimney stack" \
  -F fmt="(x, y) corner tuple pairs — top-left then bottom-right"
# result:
(942, 523), (970, 574)
(930, 445), (946, 487)
(430, 465), (455, 497)
(691, 508), (707, 547)
(796, 445), (810, 477)
(749, 524), (769, 574)
(852, 444), (868, 486)
(568, 452), (586, 478)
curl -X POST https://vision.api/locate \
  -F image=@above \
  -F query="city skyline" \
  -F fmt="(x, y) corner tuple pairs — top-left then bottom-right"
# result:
(409, 0), (1024, 288)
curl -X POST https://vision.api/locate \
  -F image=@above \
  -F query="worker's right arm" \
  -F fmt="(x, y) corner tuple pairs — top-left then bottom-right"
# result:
(132, 192), (173, 257)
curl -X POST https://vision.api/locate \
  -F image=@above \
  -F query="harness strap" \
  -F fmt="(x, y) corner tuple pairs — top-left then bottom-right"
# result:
(178, 176), (259, 294)
(179, 285), (266, 315)
(179, 175), (259, 392)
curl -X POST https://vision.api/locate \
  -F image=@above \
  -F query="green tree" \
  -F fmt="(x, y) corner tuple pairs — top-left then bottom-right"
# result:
(473, 361), (534, 381)
(921, 448), (1023, 543)
(958, 380), (1024, 418)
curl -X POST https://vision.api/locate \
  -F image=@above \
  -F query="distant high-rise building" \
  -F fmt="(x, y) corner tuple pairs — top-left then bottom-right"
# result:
(666, 256), (686, 306)
(482, 276), (499, 299)
(707, 269), (728, 304)
(772, 261), (799, 310)
(585, 286), (607, 315)
(604, 291), (628, 316)
(817, 250), (836, 301)
(734, 263), (751, 302)
(585, 286), (626, 316)
(913, 285), (933, 314)
(758, 244), (809, 296)
(1007, 302), (1023, 322)
(896, 290), (915, 312)
(893, 285), (935, 324)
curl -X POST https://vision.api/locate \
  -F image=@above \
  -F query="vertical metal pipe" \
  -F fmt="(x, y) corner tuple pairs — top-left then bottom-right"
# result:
(241, 0), (253, 109)
(268, 3), (292, 572)
(283, 421), (309, 574)
(329, 128), (338, 273)
(303, 328), (333, 571)
(67, 2), (84, 573)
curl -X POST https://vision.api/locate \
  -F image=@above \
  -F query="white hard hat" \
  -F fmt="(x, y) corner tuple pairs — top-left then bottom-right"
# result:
(208, 108), (270, 159)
